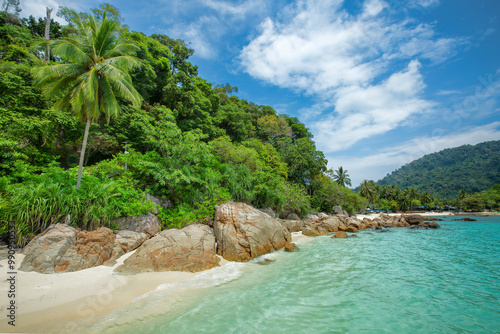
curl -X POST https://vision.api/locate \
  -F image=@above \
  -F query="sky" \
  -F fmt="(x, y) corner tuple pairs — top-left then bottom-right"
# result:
(19, 0), (500, 187)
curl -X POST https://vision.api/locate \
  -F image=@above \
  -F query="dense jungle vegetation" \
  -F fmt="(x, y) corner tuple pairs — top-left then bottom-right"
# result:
(377, 141), (500, 198)
(0, 6), (367, 244)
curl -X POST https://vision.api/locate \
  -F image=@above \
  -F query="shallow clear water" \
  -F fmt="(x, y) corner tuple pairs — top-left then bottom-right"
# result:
(92, 216), (500, 334)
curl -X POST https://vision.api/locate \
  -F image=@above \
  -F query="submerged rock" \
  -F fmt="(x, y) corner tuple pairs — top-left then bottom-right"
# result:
(404, 214), (424, 225)
(331, 231), (348, 238)
(115, 224), (220, 274)
(214, 202), (291, 262)
(284, 243), (298, 252)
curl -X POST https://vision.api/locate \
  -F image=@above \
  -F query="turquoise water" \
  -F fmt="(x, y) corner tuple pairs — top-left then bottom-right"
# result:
(92, 216), (500, 334)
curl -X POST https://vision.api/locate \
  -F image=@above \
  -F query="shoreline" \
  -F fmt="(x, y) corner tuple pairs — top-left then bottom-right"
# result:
(1, 212), (495, 332)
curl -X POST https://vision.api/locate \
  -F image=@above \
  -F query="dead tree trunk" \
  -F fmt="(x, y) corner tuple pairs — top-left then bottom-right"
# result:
(45, 7), (53, 61)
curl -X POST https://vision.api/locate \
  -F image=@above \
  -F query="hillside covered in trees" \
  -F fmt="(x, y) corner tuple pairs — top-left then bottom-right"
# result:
(0, 6), (368, 244)
(377, 141), (500, 198)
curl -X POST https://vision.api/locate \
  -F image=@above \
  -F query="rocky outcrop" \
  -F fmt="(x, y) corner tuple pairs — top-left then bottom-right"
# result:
(113, 213), (160, 237)
(331, 231), (348, 238)
(346, 225), (358, 233)
(20, 224), (118, 273)
(115, 224), (220, 274)
(278, 219), (306, 233)
(410, 222), (441, 229)
(259, 207), (276, 218)
(302, 216), (344, 236)
(105, 230), (149, 266)
(404, 214), (424, 225)
(213, 202), (291, 262)
(284, 212), (300, 221)
(284, 243), (297, 252)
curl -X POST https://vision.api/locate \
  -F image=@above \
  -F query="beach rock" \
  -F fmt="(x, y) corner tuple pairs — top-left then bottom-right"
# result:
(333, 206), (343, 215)
(19, 224), (78, 274)
(285, 212), (300, 221)
(20, 225), (117, 273)
(404, 214), (424, 225)
(115, 230), (149, 253)
(53, 227), (115, 272)
(115, 224), (219, 274)
(453, 218), (477, 221)
(259, 207), (276, 218)
(346, 225), (358, 233)
(284, 243), (297, 252)
(278, 219), (305, 233)
(349, 234), (358, 238)
(113, 213), (160, 237)
(424, 217), (443, 221)
(411, 222), (441, 229)
(214, 202), (291, 262)
(256, 258), (276, 265)
(302, 216), (344, 236)
(331, 231), (348, 238)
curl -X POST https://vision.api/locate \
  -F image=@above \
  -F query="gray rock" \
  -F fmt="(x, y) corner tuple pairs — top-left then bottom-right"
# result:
(115, 224), (220, 273)
(333, 206), (343, 215)
(259, 207), (276, 218)
(302, 216), (344, 236)
(285, 212), (300, 221)
(20, 224), (78, 274)
(113, 213), (160, 237)
(214, 202), (291, 262)
(146, 194), (173, 214)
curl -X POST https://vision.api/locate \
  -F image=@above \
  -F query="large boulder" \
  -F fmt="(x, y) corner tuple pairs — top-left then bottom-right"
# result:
(115, 224), (220, 274)
(259, 207), (276, 218)
(52, 227), (115, 272)
(105, 230), (149, 266)
(331, 231), (348, 238)
(20, 225), (117, 273)
(284, 212), (300, 221)
(302, 216), (344, 236)
(404, 214), (424, 225)
(20, 224), (77, 274)
(113, 213), (160, 237)
(213, 202), (291, 262)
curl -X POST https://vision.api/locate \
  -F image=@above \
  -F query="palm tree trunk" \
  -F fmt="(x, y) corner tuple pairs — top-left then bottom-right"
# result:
(76, 117), (91, 188)
(45, 7), (52, 61)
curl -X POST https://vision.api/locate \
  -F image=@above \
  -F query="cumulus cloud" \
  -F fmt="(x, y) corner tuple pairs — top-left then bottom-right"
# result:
(331, 122), (500, 187)
(240, 0), (461, 151)
(152, 0), (269, 59)
(20, 0), (99, 23)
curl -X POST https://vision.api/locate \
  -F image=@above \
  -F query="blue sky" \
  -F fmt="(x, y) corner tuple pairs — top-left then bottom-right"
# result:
(21, 0), (500, 187)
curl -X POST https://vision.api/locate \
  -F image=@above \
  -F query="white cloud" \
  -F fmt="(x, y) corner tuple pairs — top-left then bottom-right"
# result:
(331, 122), (500, 187)
(240, 0), (461, 151)
(20, 0), (98, 23)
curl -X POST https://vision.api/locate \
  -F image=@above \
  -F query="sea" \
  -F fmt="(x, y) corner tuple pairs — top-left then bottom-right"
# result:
(87, 215), (500, 334)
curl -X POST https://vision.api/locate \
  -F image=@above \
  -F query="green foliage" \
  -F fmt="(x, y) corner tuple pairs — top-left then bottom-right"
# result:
(378, 141), (500, 198)
(311, 174), (366, 214)
(158, 188), (232, 229)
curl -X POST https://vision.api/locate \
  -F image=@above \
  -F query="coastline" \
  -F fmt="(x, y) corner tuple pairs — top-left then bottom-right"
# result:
(2, 212), (496, 333)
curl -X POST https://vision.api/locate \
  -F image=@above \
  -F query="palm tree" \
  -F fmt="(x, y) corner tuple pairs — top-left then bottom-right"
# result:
(358, 180), (378, 206)
(33, 9), (142, 188)
(332, 166), (352, 188)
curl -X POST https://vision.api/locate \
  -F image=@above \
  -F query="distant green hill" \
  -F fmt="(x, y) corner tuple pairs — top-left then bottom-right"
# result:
(377, 140), (500, 199)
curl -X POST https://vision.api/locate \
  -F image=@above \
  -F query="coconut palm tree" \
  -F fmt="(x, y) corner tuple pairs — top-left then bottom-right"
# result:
(32, 9), (142, 188)
(333, 166), (352, 188)
(358, 180), (379, 206)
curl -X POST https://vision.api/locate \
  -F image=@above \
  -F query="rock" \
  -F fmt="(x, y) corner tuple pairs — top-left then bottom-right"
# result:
(256, 258), (276, 265)
(259, 207), (276, 218)
(331, 231), (348, 238)
(115, 224), (219, 274)
(424, 217), (443, 221)
(453, 218), (477, 221)
(285, 212), (300, 221)
(145, 194), (173, 214)
(213, 202), (291, 262)
(411, 222), (441, 229)
(304, 214), (320, 223)
(302, 216), (344, 236)
(333, 206), (343, 215)
(20, 225), (117, 273)
(284, 243), (298, 252)
(113, 213), (160, 237)
(20, 224), (78, 274)
(115, 230), (148, 253)
(346, 225), (358, 233)
(350, 234), (358, 238)
(343, 210), (350, 217)
(53, 227), (115, 272)
(404, 214), (424, 225)
(427, 222), (441, 229)
(375, 226), (382, 230)
(278, 219), (305, 233)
